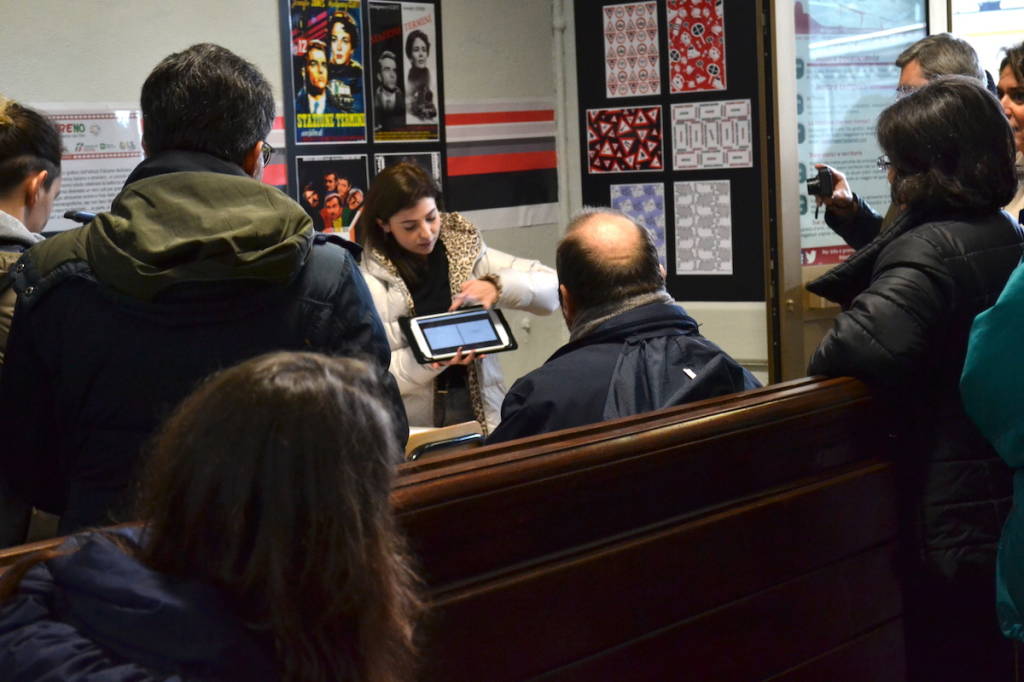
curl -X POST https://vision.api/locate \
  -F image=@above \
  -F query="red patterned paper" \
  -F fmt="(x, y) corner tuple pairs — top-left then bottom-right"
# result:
(603, 2), (661, 98)
(667, 0), (726, 93)
(587, 106), (663, 174)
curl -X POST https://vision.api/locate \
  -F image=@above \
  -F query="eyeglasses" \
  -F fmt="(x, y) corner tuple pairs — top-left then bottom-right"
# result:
(260, 140), (275, 166)
(876, 154), (892, 171)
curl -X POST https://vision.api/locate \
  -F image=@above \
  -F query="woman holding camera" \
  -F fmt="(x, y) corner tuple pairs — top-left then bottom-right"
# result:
(358, 163), (557, 434)
(809, 77), (1022, 680)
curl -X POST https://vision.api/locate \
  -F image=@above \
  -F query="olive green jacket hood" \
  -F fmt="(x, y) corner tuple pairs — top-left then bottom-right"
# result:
(28, 168), (314, 302)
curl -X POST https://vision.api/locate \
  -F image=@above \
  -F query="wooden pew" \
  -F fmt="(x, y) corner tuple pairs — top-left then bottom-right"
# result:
(394, 376), (904, 681)
(0, 377), (904, 680)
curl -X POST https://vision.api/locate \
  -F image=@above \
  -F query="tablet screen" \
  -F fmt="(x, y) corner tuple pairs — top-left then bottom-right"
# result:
(420, 309), (500, 353)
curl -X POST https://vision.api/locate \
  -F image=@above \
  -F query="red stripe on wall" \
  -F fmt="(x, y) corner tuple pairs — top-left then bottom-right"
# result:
(273, 116), (285, 130)
(263, 163), (287, 187)
(447, 151), (557, 176)
(446, 110), (554, 126)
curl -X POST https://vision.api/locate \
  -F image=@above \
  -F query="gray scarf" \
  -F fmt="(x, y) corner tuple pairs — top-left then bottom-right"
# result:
(569, 289), (675, 342)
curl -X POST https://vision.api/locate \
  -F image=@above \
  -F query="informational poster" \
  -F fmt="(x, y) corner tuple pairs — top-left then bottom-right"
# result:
(587, 106), (663, 173)
(674, 180), (732, 275)
(45, 109), (144, 232)
(610, 183), (667, 266)
(671, 99), (751, 170)
(603, 2), (660, 98)
(295, 154), (368, 238)
(288, 0), (367, 144)
(369, 1), (440, 142)
(795, 0), (925, 265)
(667, 0), (726, 93)
(373, 151), (442, 184)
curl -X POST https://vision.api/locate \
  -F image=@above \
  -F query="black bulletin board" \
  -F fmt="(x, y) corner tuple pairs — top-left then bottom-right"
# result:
(278, 0), (447, 237)
(574, 0), (766, 301)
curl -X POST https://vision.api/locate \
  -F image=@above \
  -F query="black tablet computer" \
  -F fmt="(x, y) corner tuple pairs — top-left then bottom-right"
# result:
(398, 306), (518, 364)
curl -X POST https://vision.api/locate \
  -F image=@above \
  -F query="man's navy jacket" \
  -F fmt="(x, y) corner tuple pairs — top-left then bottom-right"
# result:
(487, 302), (760, 444)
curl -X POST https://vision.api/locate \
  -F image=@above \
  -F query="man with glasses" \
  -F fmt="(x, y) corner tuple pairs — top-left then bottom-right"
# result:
(0, 44), (407, 537)
(816, 33), (987, 242)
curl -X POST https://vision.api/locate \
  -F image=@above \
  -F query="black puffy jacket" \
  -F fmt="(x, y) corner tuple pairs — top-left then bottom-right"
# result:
(0, 152), (407, 533)
(808, 201), (1024, 579)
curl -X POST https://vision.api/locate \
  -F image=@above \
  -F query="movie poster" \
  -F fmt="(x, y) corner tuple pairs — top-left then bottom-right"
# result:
(369, 1), (440, 142)
(289, 0), (367, 144)
(373, 151), (442, 184)
(295, 154), (369, 240)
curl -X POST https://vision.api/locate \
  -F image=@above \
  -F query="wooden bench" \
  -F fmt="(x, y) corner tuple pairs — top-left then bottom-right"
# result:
(393, 376), (904, 681)
(0, 377), (904, 680)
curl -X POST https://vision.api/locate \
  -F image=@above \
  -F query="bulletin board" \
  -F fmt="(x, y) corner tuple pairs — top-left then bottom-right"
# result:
(574, 0), (766, 301)
(278, 0), (447, 240)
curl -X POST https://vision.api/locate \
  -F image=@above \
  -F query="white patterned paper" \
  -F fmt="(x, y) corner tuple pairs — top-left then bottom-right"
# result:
(603, 2), (661, 98)
(671, 99), (752, 170)
(610, 183), (666, 267)
(674, 180), (732, 275)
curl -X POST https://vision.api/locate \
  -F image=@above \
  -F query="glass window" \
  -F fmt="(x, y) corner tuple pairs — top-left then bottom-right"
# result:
(795, 1), (925, 267)
(952, 1), (1024, 77)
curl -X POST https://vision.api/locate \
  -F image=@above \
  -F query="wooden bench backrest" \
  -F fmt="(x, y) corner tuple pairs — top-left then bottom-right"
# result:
(393, 376), (904, 680)
(0, 377), (904, 680)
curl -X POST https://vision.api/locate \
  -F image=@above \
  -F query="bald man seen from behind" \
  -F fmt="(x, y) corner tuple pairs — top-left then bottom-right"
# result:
(486, 208), (760, 444)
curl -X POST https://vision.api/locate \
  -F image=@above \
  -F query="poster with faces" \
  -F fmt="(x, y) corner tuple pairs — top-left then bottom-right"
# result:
(667, 0), (726, 93)
(609, 183), (667, 267)
(674, 180), (732, 275)
(288, 0), (367, 144)
(295, 154), (368, 240)
(369, 1), (440, 142)
(671, 99), (751, 170)
(603, 2), (661, 98)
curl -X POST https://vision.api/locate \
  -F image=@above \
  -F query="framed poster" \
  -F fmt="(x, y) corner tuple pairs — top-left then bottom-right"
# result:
(287, 0), (368, 144)
(278, 0), (446, 221)
(575, 0), (765, 301)
(295, 154), (369, 238)
(369, 1), (441, 142)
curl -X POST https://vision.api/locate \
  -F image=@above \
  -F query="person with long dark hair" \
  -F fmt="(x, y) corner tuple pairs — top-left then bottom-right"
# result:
(808, 76), (1023, 680)
(358, 163), (557, 435)
(0, 351), (422, 681)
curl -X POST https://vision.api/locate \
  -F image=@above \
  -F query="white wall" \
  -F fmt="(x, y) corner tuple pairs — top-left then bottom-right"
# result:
(1, 1), (283, 105)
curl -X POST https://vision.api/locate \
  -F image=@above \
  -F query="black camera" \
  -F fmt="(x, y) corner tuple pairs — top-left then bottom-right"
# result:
(806, 166), (834, 198)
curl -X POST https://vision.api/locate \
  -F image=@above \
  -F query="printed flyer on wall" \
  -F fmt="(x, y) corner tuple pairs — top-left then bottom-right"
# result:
(43, 108), (144, 232)
(289, 0), (367, 144)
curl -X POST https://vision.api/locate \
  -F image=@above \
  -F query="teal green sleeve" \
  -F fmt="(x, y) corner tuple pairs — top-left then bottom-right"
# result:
(961, 261), (1024, 467)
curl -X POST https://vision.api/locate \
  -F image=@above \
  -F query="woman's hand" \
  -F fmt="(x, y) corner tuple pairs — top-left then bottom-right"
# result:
(449, 277), (500, 311)
(813, 163), (857, 220)
(430, 347), (482, 369)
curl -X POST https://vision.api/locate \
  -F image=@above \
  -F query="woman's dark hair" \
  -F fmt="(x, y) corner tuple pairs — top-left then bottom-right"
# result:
(405, 30), (431, 60)
(358, 162), (442, 288)
(1000, 41), (1024, 83)
(2, 352), (421, 682)
(140, 43), (274, 167)
(877, 75), (1017, 213)
(0, 96), (61, 196)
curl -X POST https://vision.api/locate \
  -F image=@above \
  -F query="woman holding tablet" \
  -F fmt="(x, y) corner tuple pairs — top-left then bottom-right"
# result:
(358, 163), (558, 434)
